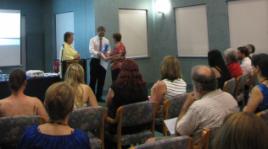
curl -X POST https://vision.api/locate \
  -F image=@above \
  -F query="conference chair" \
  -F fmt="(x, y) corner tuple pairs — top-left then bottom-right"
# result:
(194, 128), (211, 149)
(223, 78), (236, 96)
(69, 107), (107, 149)
(0, 116), (43, 149)
(257, 109), (268, 124)
(134, 136), (193, 149)
(162, 94), (188, 136)
(106, 101), (157, 149)
(235, 74), (251, 108)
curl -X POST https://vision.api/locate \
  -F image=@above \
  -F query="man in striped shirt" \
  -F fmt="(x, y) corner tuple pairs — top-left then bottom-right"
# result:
(176, 65), (239, 142)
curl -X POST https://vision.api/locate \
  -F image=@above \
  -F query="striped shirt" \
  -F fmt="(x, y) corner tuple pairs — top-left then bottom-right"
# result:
(163, 78), (187, 100)
(176, 89), (239, 142)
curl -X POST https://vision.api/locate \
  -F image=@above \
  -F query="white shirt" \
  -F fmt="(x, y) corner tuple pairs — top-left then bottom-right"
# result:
(89, 35), (111, 58)
(176, 89), (238, 141)
(241, 57), (252, 75)
(163, 78), (187, 100)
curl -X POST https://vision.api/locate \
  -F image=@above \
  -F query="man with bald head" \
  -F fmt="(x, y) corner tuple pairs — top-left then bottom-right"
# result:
(176, 65), (238, 141)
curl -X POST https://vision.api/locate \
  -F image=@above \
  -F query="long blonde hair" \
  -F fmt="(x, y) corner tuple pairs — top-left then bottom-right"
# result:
(160, 56), (182, 81)
(64, 63), (85, 108)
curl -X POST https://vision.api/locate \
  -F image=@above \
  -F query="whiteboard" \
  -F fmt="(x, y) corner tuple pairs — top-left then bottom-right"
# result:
(56, 12), (74, 60)
(228, 0), (268, 54)
(175, 5), (209, 57)
(119, 9), (148, 58)
(0, 9), (21, 67)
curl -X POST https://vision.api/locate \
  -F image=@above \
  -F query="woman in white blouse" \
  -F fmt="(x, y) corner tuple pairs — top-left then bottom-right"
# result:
(150, 56), (187, 104)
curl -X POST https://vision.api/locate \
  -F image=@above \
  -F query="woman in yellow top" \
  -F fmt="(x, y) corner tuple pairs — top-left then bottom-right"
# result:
(65, 63), (98, 109)
(62, 32), (80, 61)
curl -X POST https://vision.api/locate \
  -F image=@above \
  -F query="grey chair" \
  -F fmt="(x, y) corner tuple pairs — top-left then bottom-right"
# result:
(69, 106), (107, 149)
(223, 78), (236, 96)
(162, 94), (187, 135)
(135, 136), (192, 149)
(0, 115), (42, 149)
(106, 101), (157, 149)
(257, 109), (268, 124)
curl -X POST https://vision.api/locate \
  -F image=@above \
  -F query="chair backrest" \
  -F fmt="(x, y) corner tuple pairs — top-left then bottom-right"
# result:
(236, 74), (249, 94)
(0, 115), (42, 146)
(223, 78), (236, 96)
(194, 128), (211, 149)
(117, 101), (156, 128)
(69, 106), (106, 133)
(135, 136), (192, 149)
(163, 94), (187, 119)
(257, 109), (268, 124)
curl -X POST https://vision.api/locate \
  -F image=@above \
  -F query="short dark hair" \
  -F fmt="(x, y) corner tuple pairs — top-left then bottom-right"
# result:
(97, 26), (106, 32)
(9, 69), (26, 92)
(248, 44), (255, 53)
(213, 112), (268, 149)
(192, 66), (217, 92)
(113, 33), (122, 42)
(64, 32), (73, 42)
(45, 82), (74, 123)
(252, 53), (268, 78)
(238, 46), (250, 57)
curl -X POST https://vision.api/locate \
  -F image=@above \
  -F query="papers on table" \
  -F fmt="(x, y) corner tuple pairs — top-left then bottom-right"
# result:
(164, 117), (178, 135)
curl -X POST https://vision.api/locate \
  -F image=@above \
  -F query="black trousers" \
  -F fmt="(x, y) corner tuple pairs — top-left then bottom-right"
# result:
(90, 58), (106, 101)
(111, 68), (121, 82)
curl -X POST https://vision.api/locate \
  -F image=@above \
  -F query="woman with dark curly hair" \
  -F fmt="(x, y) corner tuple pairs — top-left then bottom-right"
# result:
(106, 59), (148, 134)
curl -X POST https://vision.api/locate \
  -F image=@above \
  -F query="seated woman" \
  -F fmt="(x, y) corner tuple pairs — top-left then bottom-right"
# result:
(65, 63), (98, 109)
(208, 49), (231, 89)
(18, 82), (90, 149)
(224, 48), (243, 78)
(150, 56), (187, 104)
(213, 112), (268, 149)
(244, 54), (268, 113)
(0, 69), (48, 121)
(106, 59), (148, 134)
(110, 33), (126, 82)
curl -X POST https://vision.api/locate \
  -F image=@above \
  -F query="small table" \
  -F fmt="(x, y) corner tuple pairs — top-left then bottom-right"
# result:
(0, 74), (61, 101)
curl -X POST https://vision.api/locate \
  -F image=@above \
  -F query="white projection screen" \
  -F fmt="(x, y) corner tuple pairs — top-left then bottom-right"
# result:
(0, 10), (21, 67)
(119, 9), (149, 58)
(175, 5), (209, 57)
(228, 0), (268, 54)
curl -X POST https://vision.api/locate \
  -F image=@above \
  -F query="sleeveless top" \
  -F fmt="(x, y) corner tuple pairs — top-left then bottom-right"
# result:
(257, 83), (268, 112)
(162, 78), (187, 100)
(18, 125), (90, 149)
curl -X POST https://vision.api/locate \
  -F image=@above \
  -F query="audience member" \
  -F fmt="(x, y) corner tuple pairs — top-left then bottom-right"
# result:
(110, 33), (126, 82)
(0, 69), (48, 121)
(237, 46), (252, 75)
(18, 82), (90, 149)
(213, 112), (268, 149)
(65, 63), (98, 109)
(150, 56), (186, 104)
(244, 54), (268, 113)
(176, 66), (238, 142)
(208, 49), (231, 89)
(246, 44), (256, 56)
(224, 48), (243, 78)
(106, 59), (148, 134)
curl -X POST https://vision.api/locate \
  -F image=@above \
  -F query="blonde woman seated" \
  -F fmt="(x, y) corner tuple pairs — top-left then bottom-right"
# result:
(150, 56), (187, 104)
(65, 63), (98, 109)
(0, 69), (48, 121)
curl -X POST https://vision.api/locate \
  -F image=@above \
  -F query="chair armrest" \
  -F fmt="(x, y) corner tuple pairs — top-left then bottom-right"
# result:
(106, 116), (117, 124)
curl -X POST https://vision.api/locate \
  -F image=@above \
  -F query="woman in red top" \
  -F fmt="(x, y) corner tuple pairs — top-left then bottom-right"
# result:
(110, 33), (126, 82)
(224, 48), (243, 78)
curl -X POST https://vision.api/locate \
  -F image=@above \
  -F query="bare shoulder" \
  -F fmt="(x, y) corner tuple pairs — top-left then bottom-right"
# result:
(27, 96), (43, 105)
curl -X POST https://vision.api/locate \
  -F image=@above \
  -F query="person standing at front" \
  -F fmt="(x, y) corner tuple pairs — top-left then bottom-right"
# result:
(89, 26), (111, 101)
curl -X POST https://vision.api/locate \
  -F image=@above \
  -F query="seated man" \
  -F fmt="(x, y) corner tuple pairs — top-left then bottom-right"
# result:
(176, 65), (239, 141)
